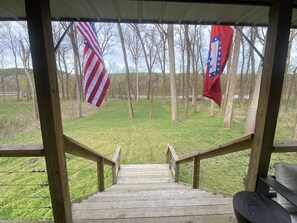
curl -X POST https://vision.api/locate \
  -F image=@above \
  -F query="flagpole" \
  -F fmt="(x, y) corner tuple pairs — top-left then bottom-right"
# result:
(235, 26), (264, 61)
(54, 22), (74, 53)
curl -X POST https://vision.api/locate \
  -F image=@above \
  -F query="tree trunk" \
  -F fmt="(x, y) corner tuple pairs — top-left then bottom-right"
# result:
(168, 24), (179, 123)
(222, 42), (234, 112)
(19, 40), (39, 120)
(239, 36), (245, 106)
(136, 60), (139, 101)
(57, 52), (65, 100)
(118, 23), (134, 118)
(285, 70), (297, 111)
(209, 100), (215, 117)
(245, 28), (266, 134)
(249, 29), (256, 101)
(1, 76), (5, 103)
(245, 65), (263, 134)
(222, 28), (241, 128)
(14, 58), (20, 102)
(184, 25), (190, 119)
(243, 43), (251, 105)
(292, 112), (297, 139)
(191, 46), (197, 113)
(149, 73), (154, 118)
(283, 30), (296, 108)
(285, 74), (295, 112)
(69, 26), (82, 118)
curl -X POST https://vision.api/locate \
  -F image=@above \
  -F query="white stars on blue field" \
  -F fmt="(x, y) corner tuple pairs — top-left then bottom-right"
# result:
(207, 34), (222, 78)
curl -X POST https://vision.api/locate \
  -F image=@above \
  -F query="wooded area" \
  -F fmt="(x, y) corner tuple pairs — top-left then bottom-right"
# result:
(1, 22), (297, 137)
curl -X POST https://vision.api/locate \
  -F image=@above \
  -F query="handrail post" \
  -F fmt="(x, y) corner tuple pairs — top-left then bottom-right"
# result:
(166, 145), (171, 169)
(97, 157), (104, 192)
(118, 147), (121, 170)
(193, 156), (200, 189)
(168, 154), (172, 169)
(175, 161), (179, 182)
(112, 146), (121, 185)
(112, 164), (117, 184)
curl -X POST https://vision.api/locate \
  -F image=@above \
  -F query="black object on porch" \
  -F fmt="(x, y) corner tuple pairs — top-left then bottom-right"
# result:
(233, 191), (291, 223)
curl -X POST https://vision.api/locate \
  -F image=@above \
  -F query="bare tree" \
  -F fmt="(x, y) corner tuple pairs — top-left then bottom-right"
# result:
(117, 23), (134, 118)
(168, 24), (179, 123)
(19, 39), (39, 120)
(52, 22), (67, 100)
(285, 32), (297, 112)
(156, 24), (168, 101)
(245, 27), (267, 134)
(125, 25), (142, 101)
(67, 24), (82, 117)
(184, 25), (191, 119)
(3, 22), (20, 101)
(0, 48), (6, 103)
(223, 27), (241, 128)
(95, 23), (117, 57)
(176, 26), (186, 101)
(239, 34), (246, 106)
(191, 25), (205, 113)
(132, 24), (157, 118)
(283, 29), (297, 109)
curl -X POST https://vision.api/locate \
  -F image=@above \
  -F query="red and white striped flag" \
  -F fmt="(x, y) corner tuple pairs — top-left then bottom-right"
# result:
(76, 22), (110, 107)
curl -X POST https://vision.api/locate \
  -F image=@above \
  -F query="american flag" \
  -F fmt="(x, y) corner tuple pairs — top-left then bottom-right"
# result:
(76, 22), (110, 107)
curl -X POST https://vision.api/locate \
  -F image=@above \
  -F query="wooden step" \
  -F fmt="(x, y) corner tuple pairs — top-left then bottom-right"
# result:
(72, 204), (234, 219)
(72, 164), (235, 222)
(73, 197), (233, 210)
(85, 190), (223, 202)
(73, 214), (237, 223)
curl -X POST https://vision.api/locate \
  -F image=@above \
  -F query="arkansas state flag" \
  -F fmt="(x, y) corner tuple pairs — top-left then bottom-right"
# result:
(203, 25), (234, 107)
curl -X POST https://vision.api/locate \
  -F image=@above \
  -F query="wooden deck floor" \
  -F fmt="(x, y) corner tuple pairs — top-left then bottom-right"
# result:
(72, 164), (237, 223)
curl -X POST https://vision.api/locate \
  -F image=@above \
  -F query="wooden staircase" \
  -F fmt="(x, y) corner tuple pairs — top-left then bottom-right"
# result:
(72, 164), (237, 223)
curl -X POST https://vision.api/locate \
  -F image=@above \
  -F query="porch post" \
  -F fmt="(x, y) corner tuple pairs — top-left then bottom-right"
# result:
(246, 0), (293, 192)
(25, 0), (72, 222)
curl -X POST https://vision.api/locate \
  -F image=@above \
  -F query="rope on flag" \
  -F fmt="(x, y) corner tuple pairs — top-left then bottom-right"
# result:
(203, 25), (234, 107)
(76, 22), (110, 107)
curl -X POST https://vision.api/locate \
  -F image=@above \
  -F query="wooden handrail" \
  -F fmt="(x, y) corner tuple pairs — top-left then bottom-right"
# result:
(166, 144), (179, 182)
(0, 144), (45, 157)
(171, 134), (254, 188)
(63, 135), (121, 192)
(63, 135), (114, 166)
(112, 146), (121, 184)
(177, 134), (254, 165)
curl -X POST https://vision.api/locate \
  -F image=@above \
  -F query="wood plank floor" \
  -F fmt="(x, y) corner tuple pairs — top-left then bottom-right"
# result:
(72, 164), (237, 223)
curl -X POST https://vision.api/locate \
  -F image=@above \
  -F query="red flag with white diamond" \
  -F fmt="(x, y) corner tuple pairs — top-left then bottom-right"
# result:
(203, 25), (233, 107)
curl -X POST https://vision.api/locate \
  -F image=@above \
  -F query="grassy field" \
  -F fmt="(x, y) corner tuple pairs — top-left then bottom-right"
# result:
(0, 98), (296, 220)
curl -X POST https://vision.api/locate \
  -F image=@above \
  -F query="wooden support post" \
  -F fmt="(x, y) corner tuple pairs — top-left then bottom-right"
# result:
(112, 164), (117, 185)
(175, 162), (179, 182)
(168, 154), (172, 170)
(193, 156), (200, 189)
(97, 158), (105, 192)
(24, 0), (72, 222)
(246, 0), (293, 192)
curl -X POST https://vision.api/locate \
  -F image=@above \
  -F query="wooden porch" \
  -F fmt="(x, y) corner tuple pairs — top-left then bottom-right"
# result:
(0, 0), (297, 222)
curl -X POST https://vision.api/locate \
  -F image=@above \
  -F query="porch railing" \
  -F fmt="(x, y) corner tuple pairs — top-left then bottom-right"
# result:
(167, 134), (254, 188)
(167, 134), (297, 189)
(0, 135), (121, 195)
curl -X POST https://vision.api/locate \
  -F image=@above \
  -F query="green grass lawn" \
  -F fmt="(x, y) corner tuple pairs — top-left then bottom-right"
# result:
(0, 98), (296, 221)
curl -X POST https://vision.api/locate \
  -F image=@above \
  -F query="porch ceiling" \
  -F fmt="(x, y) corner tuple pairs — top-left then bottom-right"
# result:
(1, 0), (297, 26)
